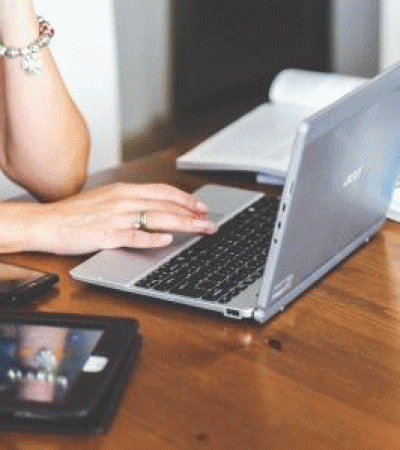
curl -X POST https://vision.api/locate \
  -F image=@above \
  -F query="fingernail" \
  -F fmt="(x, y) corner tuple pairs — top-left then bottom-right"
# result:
(196, 201), (209, 212)
(160, 234), (173, 245)
(193, 220), (218, 232)
(206, 223), (219, 234)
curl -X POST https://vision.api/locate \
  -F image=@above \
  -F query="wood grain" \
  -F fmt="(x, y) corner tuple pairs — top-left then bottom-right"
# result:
(1, 149), (400, 449)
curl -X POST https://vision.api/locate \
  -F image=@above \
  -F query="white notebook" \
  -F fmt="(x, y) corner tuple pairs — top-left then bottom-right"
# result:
(177, 68), (367, 184)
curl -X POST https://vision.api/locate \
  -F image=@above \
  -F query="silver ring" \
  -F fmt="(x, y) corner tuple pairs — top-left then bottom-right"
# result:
(132, 211), (149, 231)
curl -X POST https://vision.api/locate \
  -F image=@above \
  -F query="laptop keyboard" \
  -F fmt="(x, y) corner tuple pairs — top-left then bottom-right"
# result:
(135, 196), (280, 304)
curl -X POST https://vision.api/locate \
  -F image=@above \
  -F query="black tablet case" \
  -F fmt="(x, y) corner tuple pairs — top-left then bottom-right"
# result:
(0, 330), (142, 435)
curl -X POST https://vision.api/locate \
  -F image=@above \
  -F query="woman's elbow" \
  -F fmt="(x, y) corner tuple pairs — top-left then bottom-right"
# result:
(33, 125), (91, 202)
(42, 137), (91, 201)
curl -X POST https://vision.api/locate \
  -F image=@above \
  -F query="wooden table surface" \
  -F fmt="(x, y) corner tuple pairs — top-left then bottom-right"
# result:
(2, 149), (400, 450)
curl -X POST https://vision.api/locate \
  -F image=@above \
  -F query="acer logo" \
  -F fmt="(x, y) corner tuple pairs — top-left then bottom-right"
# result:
(343, 166), (364, 188)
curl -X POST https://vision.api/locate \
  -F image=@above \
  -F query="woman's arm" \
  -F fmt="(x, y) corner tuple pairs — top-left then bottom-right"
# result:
(0, 0), (90, 201)
(0, 2), (217, 255)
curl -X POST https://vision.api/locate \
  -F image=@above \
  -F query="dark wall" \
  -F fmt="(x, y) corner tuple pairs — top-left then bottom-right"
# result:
(172, 0), (330, 121)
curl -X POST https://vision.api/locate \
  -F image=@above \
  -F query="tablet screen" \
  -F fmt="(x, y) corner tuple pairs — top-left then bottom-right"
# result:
(0, 323), (103, 404)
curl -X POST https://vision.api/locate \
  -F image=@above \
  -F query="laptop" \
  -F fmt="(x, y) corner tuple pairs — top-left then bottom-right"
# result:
(71, 62), (400, 323)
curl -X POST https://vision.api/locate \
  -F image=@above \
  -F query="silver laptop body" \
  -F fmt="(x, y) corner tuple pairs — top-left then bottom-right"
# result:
(71, 62), (400, 323)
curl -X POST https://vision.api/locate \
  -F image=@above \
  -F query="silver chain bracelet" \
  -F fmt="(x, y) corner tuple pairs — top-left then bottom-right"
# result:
(0, 16), (55, 75)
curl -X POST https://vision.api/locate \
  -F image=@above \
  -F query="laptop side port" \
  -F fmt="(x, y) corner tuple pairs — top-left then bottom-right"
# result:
(225, 309), (241, 319)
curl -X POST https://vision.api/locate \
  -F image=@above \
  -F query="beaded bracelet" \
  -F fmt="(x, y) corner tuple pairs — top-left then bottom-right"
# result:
(0, 16), (55, 75)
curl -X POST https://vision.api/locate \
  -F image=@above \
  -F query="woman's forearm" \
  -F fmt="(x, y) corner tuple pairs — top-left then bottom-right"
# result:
(0, 0), (90, 201)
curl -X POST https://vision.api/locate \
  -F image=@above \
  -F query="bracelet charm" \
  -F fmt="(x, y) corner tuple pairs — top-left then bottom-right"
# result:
(21, 53), (43, 75)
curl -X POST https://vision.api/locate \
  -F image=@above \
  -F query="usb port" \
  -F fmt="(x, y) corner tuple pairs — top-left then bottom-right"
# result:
(226, 309), (241, 319)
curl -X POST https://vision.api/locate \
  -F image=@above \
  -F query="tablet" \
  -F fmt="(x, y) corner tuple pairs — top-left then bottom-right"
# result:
(0, 311), (141, 423)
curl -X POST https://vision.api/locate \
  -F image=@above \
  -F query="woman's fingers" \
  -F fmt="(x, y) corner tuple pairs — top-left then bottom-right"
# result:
(108, 198), (206, 218)
(109, 209), (219, 250)
(127, 210), (218, 235)
(115, 230), (174, 249)
(81, 210), (218, 251)
(63, 184), (209, 218)
(94, 183), (209, 214)
(120, 183), (209, 212)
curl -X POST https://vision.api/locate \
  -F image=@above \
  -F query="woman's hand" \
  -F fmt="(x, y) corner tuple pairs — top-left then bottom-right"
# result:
(22, 183), (218, 255)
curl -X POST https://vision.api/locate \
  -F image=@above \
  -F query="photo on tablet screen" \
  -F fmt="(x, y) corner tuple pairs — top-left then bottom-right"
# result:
(0, 324), (103, 404)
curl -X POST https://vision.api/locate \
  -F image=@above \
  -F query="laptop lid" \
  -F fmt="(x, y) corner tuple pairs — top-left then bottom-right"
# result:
(254, 62), (400, 322)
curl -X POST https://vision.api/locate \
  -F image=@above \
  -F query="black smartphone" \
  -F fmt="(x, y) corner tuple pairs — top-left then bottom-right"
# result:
(0, 262), (59, 307)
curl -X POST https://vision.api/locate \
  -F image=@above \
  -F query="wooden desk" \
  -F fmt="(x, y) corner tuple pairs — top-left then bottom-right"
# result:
(1, 149), (400, 449)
